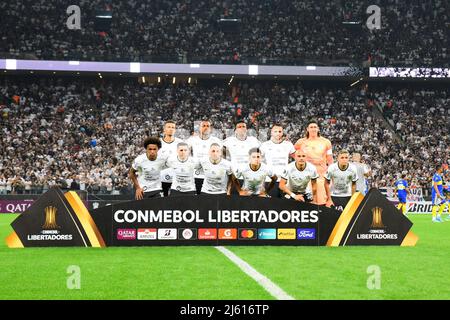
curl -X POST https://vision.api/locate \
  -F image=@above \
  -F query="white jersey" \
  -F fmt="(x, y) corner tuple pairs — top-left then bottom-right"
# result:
(200, 159), (233, 194)
(186, 135), (223, 178)
(132, 153), (169, 192)
(280, 162), (319, 194)
(167, 156), (201, 192)
(160, 137), (183, 158)
(159, 137), (183, 183)
(234, 163), (274, 195)
(325, 163), (358, 197)
(352, 162), (370, 193)
(223, 136), (261, 167)
(260, 139), (295, 181)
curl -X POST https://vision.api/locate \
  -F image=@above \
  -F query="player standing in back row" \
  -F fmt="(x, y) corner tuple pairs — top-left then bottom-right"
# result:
(351, 153), (371, 195)
(223, 120), (260, 194)
(260, 123), (296, 198)
(159, 120), (183, 197)
(186, 119), (222, 195)
(295, 119), (334, 205)
(223, 119), (261, 167)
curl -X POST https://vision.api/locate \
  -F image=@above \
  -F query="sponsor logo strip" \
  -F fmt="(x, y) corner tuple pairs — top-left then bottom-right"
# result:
(277, 228), (296, 240)
(117, 229), (136, 240)
(238, 228), (257, 240)
(297, 228), (316, 240)
(137, 228), (157, 240)
(158, 228), (177, 240)
(218, 228), (237, 240)
(198, 228), (217, 240)
(258, 229), (277, 240)
(179, 228), (197, 240)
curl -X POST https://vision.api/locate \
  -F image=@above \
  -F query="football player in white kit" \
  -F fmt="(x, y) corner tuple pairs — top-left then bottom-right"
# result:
(167, 142), (201, 196)
(223, 120), (261, 166)
(159, 120), (183, 196)
(234, 148), (277, 197)
(198, 143), (234, 195)
(129, 137), (169, 200)
(351, 152), (371, 195)
(223, 120), (260, 194)
(279, 149), (319, 202)
(260, 123), (296, 198)
(186, 119), (222, 195)
(325, 149), (358, 212)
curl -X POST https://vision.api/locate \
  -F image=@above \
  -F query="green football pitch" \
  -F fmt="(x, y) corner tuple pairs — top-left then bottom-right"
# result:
(0, 214), (449, 300)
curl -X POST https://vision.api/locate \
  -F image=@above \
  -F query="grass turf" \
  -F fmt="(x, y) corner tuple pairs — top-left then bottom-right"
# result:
(0, 214), (272, 300)
(227, 214), (450, 300)
(0, 214), (449, 299)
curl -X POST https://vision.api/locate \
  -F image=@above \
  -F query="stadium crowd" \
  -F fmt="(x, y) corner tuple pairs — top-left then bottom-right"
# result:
(0, 76), (448, 195)
(374, 87), (449, 188)
(0, 0), (448, 67)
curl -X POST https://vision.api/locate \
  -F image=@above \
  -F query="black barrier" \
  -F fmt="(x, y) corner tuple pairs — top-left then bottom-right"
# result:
(6, 187), (418, 247)
(91, 194), (340, 246)
(8, 188), (93, 247)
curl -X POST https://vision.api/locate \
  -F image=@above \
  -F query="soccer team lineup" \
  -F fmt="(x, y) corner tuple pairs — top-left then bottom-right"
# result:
(1, 0), (450, 304)
(129, 118), (449, 218)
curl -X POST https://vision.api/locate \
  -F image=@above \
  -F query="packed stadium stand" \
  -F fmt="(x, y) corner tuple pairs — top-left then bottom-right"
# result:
(0, 76), (448, 195)
(0, 0), (448, 66)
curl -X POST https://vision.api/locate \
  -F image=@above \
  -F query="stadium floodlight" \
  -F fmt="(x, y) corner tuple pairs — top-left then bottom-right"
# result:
(350, 77), (364, 87)
(248, 65), (258, 75)
(218, 18), (241, 22)
(5, 59), (17, 70)
(130, 62), (140, 73)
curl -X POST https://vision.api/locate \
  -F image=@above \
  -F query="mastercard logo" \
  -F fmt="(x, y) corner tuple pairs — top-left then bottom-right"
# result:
(238, 228), (257, 240)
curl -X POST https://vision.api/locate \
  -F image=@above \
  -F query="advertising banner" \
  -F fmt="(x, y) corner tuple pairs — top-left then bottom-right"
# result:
(5, 187), (418, 247)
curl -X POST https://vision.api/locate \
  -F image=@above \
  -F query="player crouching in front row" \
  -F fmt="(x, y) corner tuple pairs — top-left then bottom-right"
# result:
(279, 149), (319, 203)
(233, 148), (278, 197)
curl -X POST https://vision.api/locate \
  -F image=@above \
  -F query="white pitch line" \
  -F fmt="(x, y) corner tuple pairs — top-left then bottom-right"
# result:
(215, 246), (295, 300)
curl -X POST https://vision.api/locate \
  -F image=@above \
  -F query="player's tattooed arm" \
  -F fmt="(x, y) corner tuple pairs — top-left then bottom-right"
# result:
(129, 168), (143, 200)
